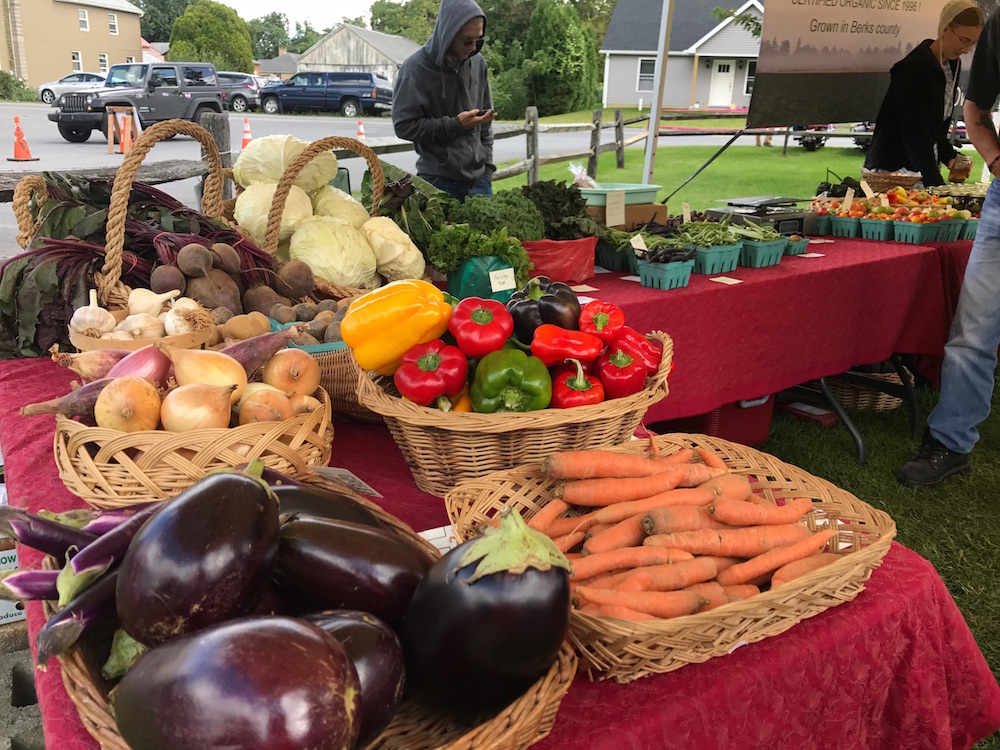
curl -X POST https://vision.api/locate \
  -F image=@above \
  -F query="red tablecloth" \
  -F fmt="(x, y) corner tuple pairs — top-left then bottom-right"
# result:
(1, 358), (999, 749)
(592, 238), (957, 422)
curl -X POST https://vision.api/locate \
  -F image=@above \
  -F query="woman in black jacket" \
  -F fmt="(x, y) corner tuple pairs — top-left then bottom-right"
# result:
(864, 0), (984, 187)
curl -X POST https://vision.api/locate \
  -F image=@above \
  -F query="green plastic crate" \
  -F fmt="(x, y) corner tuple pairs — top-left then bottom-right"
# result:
(596, 245), (638, 274)
(813, 214), (832, 236)
(860, 218), (894, 241)
(962, 218), (979, 240)
(739, 238), (784, 268)
(830, 216), (861, 238)
(893, 221), (939, 244)
(785, 237), (810, 255)
(694, 243), (742, 275)
(935, 219), (965, 242)
(637, 259), (694, 290)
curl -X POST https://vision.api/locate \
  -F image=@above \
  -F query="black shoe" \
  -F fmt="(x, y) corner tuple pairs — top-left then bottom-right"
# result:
(896, 432), (970, 488)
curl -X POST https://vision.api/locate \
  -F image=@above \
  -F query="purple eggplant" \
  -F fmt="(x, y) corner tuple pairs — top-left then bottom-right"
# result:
(0, 569), (59, 601)
(271, 484), (386, 530)
(39, 503), (161, 536)
(113, 616), (361, 750)
(304, 610), (406, 747)
(274, 517), (433, 628)
(0, 506), (96, 561)
(116, 472), (280, 646)
(400, 507), (571, 716)
(36, 570), (118, 667)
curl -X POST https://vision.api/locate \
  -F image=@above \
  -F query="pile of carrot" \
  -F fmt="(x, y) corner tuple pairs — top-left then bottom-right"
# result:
(527, 443), (841, 622)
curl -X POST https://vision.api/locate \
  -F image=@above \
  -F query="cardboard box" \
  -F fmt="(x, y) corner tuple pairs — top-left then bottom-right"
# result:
(586, 203), (667, 229)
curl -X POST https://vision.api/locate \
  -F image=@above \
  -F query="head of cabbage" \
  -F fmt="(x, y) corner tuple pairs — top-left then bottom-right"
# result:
(232, 134), (339, 193)
(362, 216), (426, 283)
(289, 216), (381, 290)
(234, 182), (313, 248)
(312, 186), (369, 230)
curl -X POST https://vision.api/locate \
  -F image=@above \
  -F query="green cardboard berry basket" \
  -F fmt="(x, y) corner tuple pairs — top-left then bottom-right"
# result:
(596, 245), (639, 274)
(962, 218), (979, 240)
(830, 216), (861, 238)
(935, 219), (965, 242)
(637, 259), (695, 290)
(739, 239), (785, 268)
(860, 218), (894, 241)
(813, 214), (833, 236)
(893, 221), (939, 244)
(693, 243), (742, 274)
(785, 237), (810, 255)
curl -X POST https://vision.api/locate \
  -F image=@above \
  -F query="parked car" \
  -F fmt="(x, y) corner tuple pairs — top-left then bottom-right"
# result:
(260, 71), (393, 117)
(851, 121), (874, 151)
(791, 124), (835, 151)
(217, 71), (260, 113)
(48, 62), (224, 143)
(37, 72), (106, 105)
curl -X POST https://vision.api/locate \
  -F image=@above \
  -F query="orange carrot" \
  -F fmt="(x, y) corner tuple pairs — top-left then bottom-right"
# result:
(642, 523), (813, 557)
(544, 512), (599, 538)
(551, 530), (586, 554)
(569, 545), (694, 581)
(593, 604), (657, 621)
(572, 567), (638, 590)
(583, 515), (646, 556)
(695, 447), (728, 470)
(584, 523), (614, 539)
(574, 587), (706, 619)
(557, 465), (730, 506)
(615, 556), (718, 592)
(576, 603), (603, 615)
(685, 582), (729, 611)
(565, 552), (583, 560)
(544, 450), (692, 480)
(721, 584), (760, 601)
(715, 529), (837, 586)
(770, 552), (842, 588)
(704, 555), (746, 573)
(642, 505), (730, 535)
(527, 499), (570, 534)
(708, 497), (814, 527)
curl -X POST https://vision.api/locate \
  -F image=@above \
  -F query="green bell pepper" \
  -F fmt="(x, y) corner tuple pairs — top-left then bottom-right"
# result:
(470, 349), (552, 413)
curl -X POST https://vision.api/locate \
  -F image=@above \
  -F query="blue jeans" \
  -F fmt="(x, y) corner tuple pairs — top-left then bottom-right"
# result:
(421, 174), (492, 202)
(927, 178), (1000, 454)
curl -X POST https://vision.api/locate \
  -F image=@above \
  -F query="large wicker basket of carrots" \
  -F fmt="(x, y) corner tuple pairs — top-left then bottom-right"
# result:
(357, 331), (673, 497)
(445, 433), (896, 684)
(41, 469), (578, 750)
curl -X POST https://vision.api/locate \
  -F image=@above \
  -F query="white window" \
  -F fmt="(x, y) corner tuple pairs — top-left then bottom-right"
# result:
(637, 58), (655, 92)
(79, 9), (89, 31)
(98, 53), (108, 73)
(745, 61), (757, 96)
(71, 51), (82, 72)
(108, 13), (118, 35)
(125, 56), (135, 63)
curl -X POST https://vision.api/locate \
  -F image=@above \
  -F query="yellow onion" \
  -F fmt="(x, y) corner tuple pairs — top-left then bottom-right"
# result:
(262, 349), (320, 398)
(288, 394), (322, 414)
(238, 389), (294, 425)
(94, 377), (161, 432)
(160, 383), (237, 432)
(233, 382), (285, 414)
(156, 343), (247, 404)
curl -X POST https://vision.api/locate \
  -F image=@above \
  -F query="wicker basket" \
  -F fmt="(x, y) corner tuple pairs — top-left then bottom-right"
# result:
(445, 433), (896, 684)
(41, 469), (577, 750)
(861, 170), (922, 194)
(357, 332), (673, 497)
(68, 308), (212, 353)
(826, 370), (908, 412)
(54, 388), (335, 508)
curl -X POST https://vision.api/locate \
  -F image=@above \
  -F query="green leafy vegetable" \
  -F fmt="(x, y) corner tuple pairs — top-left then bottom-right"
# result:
(520, 180), (602, 240)
(426, 225), (532, 288)
(445, 190), (545, 241)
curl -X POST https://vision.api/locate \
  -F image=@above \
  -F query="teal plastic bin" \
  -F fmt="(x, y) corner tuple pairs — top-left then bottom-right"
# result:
(785, 237), (809, 255)
(962, 218), (979, 240)
(813, 214), (833, 236)
(596, 245), (639, 274)
(893, 221), (939, 244)
(637, 259), (694, 290)
(739, 239), (784, 268)
(830, 216), (861, 238)
(935, 219), (965, 242)
(860, 218), (894, 241)
(694, 243), (742, 275)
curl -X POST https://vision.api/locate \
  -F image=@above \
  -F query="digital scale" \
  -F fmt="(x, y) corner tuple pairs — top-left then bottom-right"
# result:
(705, 196), (816, 236)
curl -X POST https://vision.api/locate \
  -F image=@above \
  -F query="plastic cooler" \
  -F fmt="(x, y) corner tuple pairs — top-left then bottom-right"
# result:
(651, 396), (774, 446)
(935, 219), (965, 242)
(637, 259), (694, 290)
(694, 243), (742, 274)
(785, 237), (810, 255)
(579, 183), (662, 206)
(739, 239), (784, 268)
(860, 218), (894, 241)
(893, 221), (939, 244)
(830, 216), (861, 238)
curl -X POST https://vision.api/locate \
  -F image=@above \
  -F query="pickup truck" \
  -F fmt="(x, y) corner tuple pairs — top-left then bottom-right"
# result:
(48, 62), (225, 143)
(260, 72), (393, 117)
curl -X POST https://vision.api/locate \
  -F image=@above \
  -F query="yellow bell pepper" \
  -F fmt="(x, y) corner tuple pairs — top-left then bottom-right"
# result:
(341, 279), (453, 375)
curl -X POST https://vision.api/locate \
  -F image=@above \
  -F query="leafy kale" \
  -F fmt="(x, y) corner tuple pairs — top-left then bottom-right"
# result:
(426, 225), (532, 288)
(445, 189), (545, 241)
(362, 161), (451, 255)
(520, 180), (601, 241)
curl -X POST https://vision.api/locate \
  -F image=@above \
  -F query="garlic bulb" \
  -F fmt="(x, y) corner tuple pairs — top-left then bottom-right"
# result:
(163, 305), (213, 336)
(101, 331), (135, 341)
(128, 288), (181, 317)
(115, 313), (165, 340)
(171, 297), (202, 313)
(69, 290), (116, 337)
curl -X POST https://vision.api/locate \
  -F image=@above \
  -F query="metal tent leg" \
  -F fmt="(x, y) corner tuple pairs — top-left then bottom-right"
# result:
(816, 377), (867, 464)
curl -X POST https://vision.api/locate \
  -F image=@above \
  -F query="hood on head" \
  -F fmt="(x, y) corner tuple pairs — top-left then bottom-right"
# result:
(426, 0), (487, 68)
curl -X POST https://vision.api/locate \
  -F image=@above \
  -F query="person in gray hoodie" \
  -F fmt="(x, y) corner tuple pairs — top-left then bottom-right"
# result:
(392, 0), (497, 202)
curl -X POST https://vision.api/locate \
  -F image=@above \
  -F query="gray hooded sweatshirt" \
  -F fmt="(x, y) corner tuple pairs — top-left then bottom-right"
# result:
(392, 0), (494, 188)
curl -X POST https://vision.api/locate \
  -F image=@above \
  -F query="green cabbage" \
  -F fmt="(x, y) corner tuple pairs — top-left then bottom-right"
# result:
(289, 216), (380, 290)
(362, 216), (426, 282)
(234, 182), (313, 248)
(232, 134), (339, 192)
(312, 186), (369, 229)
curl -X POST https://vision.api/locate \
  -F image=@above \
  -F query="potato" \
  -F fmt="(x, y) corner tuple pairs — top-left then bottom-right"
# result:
(243, 285), (282, 316)
(324, 321), (344, 344)
(211, 307), (234, 325)
(220, 313), (269, 341)
(293, 302), (319, 322)
(270, 304), (297, 325)
(316, 299), (339, 314)
(293, 332), (320, 347)
(246, 311), (271, 335)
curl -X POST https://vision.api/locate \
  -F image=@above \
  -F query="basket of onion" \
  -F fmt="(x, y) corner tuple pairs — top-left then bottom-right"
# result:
(25, 327), (333, 508)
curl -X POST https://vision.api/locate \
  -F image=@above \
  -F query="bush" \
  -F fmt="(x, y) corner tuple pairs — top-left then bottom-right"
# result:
(0, 71), (39, 102)
(491, 68), (529, 120)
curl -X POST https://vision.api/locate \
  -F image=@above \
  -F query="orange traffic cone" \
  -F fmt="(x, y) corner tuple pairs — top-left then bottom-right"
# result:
(356, 119), (365, 140)
(8, 117), (38, 162)
(121, 114), (134, 154)
(241, 118), (252, 149)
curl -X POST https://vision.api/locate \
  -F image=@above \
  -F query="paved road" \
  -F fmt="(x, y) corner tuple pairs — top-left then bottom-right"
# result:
(0, 102), (766, 260)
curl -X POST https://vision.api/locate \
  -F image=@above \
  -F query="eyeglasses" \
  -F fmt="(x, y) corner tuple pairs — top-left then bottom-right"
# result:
(949, 27), (977, 49)
(459, 36), (485, 48)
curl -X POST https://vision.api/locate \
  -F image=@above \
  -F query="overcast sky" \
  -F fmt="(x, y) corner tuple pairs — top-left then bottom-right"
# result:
(225, 1), (375, 31)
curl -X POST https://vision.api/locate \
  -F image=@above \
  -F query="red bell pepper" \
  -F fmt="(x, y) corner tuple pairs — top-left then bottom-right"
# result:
(530, 324), (603, 367)
(551, 358), (605, 408)
(579, 300), (625, 344)
(448, 297), (515, 359)
(612, 326), (663, 375)
(393, 339), (468, 408)
(596, 341), (647, 399)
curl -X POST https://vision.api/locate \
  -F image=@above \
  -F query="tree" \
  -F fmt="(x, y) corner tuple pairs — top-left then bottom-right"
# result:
(524, 0), (598, 116)
(370, 0), (437, 44)
(711, 7), (762, 39)
(135, 0), (193, 42)
(288, 21), (324, 53)
(248, 13), (290, 59)
(342, 16), (367, 28)
(168, 0), (254, 72)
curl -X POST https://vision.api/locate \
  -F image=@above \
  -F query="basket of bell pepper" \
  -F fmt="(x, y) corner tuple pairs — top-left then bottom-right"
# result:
(347, 277), (674, 496)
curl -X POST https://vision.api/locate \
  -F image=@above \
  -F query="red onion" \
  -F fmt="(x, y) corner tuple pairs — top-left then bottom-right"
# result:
(106, 345), (172, 389)
(50, 347), (130, 381)
(19, 378), (114, 418)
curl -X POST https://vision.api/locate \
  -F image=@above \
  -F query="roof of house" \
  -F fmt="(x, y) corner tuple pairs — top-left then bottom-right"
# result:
(149, 42), (170, 55)
(53, 0), (142, 14)
(256, 51), (301, 74)
(602, 0), (760, 53)
(301, 24), (421, 65)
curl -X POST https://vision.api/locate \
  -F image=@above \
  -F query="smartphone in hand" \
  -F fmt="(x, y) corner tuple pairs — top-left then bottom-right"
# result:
(475, 108), (497, 117)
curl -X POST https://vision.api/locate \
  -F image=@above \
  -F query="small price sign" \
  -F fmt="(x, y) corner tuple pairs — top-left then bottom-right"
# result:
(842, 187), (856, 211)
(682, 202), (692, 223)
(860, 180), (875, 199)
(606, 191), (626, 227)
(630, 234), (647, 251)
(489, 267), (516, 293)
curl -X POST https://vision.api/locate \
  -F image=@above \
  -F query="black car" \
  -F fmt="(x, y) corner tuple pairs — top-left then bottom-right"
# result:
(217, 71), (261, 113)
